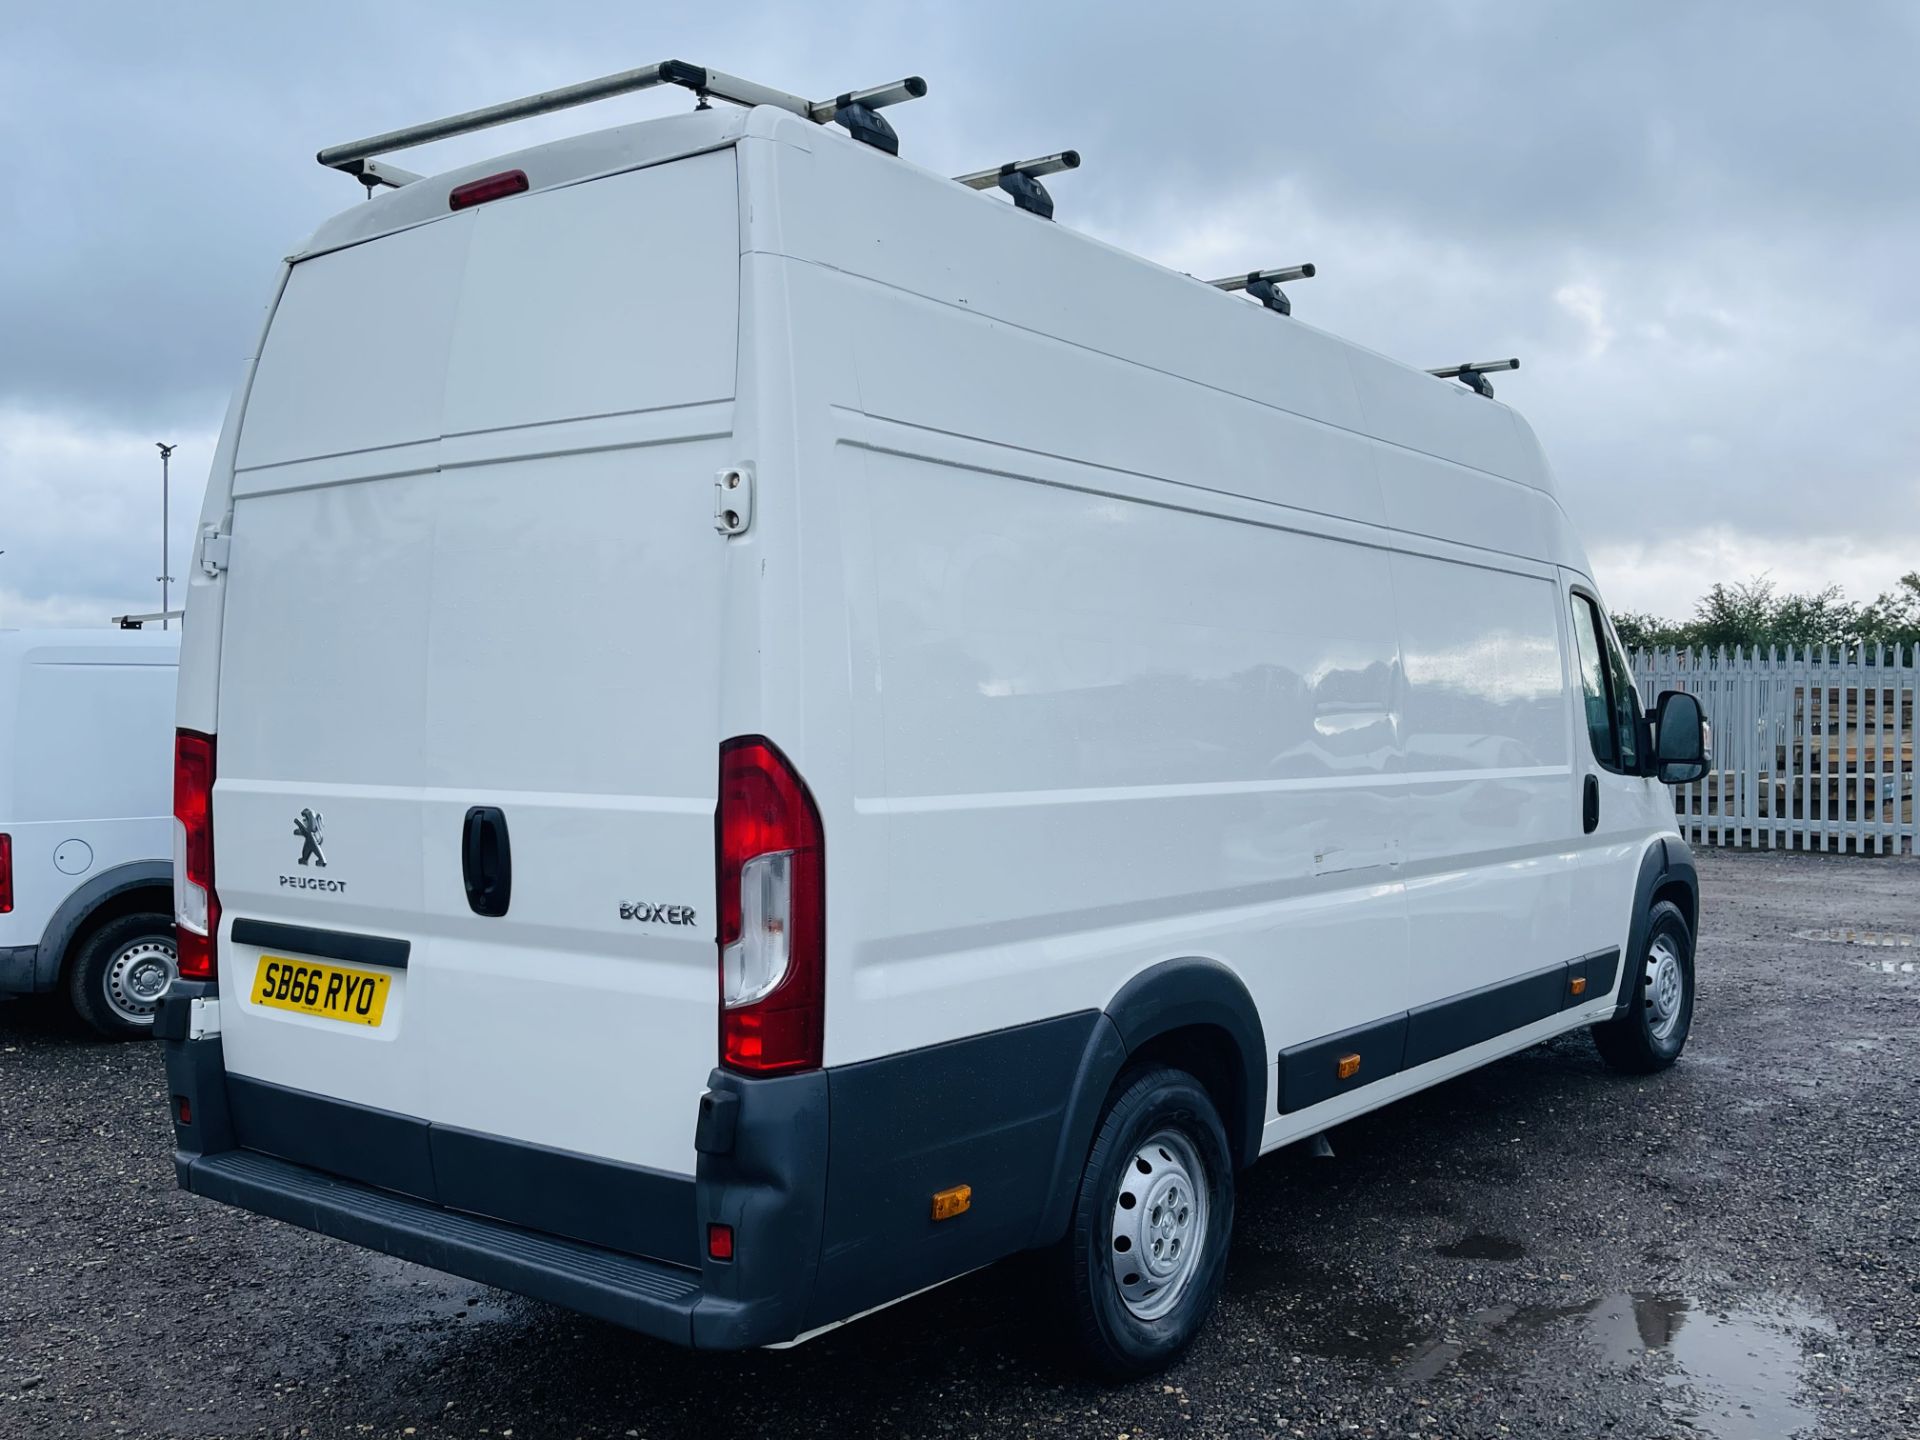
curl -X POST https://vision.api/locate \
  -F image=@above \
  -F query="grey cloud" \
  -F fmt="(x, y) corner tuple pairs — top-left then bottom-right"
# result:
(2, 1), (1916, 622)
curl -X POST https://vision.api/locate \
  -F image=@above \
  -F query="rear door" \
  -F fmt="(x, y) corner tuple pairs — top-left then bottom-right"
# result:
(212, 150), (740, 1175)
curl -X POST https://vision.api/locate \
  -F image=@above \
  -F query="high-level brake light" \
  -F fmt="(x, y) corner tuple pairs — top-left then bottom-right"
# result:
(448, 169), (529, 210)
(716, 737), (824, 1074)
(173, 730), (219, 980)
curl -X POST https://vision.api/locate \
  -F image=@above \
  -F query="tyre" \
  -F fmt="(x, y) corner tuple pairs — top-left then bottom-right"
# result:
(1591, 900), (1694, 1074)
(67, 913), (178, 1040)
(1059, 1065), (1235, 1379)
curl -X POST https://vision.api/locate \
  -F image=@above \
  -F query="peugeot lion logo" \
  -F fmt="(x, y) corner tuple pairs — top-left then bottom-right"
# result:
(294, 808), (327, 868)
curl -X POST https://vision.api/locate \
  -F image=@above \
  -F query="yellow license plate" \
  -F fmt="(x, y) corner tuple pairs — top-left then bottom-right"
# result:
(251, 955), (392, 1027)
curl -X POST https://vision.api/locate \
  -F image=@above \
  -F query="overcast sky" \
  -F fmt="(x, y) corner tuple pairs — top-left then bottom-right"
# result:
(3, 3), (1916, 627)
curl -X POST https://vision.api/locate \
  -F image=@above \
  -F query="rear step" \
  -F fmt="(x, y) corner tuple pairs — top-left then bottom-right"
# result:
(185, 1150), (702, 1341)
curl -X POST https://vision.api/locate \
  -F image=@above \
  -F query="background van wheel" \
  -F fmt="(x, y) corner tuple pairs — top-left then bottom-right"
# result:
(1592, 900), (1694, 1074)
(67, 914), (177, 1040)
(1059, 1065), (1234, 1379)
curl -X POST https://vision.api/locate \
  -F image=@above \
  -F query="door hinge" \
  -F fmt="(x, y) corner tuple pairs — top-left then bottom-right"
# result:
(199, 528), (231, 577)
(714, 464), (754, 536)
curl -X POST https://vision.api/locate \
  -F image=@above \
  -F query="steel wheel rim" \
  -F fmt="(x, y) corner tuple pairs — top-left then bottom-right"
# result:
(1110, 1127), (1209, 1321)
(1644, 935), (1686, 1042)
(105, 937), (176, 1025)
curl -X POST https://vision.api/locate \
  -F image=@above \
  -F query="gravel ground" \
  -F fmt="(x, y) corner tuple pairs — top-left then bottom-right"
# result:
(2, 848), (1917, 1440)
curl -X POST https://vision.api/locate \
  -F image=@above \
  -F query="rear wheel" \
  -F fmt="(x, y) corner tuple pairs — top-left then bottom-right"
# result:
(1592, 900), (1694, 1074)
(1058, 1065), (1234, 1378)
(67, 913), (177, 1040)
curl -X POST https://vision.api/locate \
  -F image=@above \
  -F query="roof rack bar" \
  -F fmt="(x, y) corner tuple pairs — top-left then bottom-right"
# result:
(1208, 263), (1316, 317)
(953, 151), (1080, 189)
(1428, 357), (1520, 398)
(317, 62), (929, 177)
(672, 64), (814, 117)
(1208, 264), (1316, 291)
(112, 609), (184, 629)
(319, 62), (689, 171)
(1210, 263), (1316, 316)
(954, 151), (1081, 221)
(811, 77), (927, 157)
(807, 77), (928, 123)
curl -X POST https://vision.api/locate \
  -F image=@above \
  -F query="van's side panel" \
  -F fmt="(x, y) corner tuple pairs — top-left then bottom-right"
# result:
(757, 133), (1413, 1081)
(1390, 549), (1577, 1008)
(832, 431), (1411, 1066)
(761, 119), (1646, 1122)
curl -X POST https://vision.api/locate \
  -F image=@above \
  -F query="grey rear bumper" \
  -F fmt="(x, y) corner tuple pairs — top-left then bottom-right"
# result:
(159, 979), (1104, 1349)
(183, 1148), (706, 1341)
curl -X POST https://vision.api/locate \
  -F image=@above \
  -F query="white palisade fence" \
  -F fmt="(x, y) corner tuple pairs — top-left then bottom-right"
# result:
(1632, 646), (1917, 854)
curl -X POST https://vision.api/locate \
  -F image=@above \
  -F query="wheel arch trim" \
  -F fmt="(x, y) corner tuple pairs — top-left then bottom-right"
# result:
(1615, 837), (1697, 1019)
(35, 860), (173, 992)
(1031, 957), (1266, 1248)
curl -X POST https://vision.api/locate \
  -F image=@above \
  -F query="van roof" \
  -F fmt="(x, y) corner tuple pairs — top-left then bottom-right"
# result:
(0, 628), (180, 664)
(298, 106), (750, 260)
(291, 101), (1569, 527)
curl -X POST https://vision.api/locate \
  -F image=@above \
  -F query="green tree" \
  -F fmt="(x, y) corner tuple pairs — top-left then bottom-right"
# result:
(1618, 574), (1918, 656)
(1858, 572), (1920, 648)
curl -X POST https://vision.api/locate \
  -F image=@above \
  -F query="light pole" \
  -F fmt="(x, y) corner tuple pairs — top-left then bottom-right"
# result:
(156, 443), (176, 630)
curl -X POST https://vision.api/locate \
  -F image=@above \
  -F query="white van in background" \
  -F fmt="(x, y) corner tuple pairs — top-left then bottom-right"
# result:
(1, 628), (180, 1037)
(158, 64), (1711, 1376)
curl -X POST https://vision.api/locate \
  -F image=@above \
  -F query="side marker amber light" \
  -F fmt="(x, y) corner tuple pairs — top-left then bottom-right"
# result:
(1335, 1053), (1362, 1080)
(1570, 976), (1588, 997)
(931, 1184), (972, 1221)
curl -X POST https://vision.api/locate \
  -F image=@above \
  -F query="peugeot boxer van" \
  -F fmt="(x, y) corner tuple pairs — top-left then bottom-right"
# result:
(159, 64), (1711, 1376)
(1, 628), (179, 1037)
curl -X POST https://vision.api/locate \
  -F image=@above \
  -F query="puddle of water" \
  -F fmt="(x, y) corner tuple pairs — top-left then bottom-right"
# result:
(1235, 1249), (1835, 1438)
(1435, 1231), (1526, 1261)
(1396, 1292), (1835, 1440)
(1797, 927), (1915, 946)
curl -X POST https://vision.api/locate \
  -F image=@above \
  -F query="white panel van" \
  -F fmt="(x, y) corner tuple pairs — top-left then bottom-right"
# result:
(159, 66), (1712, 1376)
(1, 628), (180, 1036)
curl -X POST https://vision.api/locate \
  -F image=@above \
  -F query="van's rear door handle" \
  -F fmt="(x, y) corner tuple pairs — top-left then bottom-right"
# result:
(1582, 775), (1600, 834)
(462, 806), (512, 917)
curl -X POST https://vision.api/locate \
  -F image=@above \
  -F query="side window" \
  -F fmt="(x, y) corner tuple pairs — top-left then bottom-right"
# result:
(1601, 623), (1641, 770)
(1569, 595), (1619, 769)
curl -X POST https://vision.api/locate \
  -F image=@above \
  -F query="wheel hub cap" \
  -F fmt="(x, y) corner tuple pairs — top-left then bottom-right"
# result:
(1110, 1128), (1209, 1321)
(1644, 937), (1685, 1041)
(106, 937), (177, 1024)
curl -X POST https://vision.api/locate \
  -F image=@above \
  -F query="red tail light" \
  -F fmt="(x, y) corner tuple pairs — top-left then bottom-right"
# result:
(716, 737), (824, 1074)
(449, 169), (529, 211)
(0, 833), (12, 914)
(173, 730), (219, 980)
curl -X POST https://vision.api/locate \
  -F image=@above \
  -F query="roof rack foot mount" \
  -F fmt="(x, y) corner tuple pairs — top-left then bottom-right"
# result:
(1208, 264), (1316, 317)
(954, 151), (1081, 221)
(316, 62), (928, 181)
(1427, 358), (1520, 399)
(826, 79), (927, 155)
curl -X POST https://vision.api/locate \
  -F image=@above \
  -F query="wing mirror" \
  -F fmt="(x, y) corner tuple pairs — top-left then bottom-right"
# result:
(1650, 690), (1710, 785)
